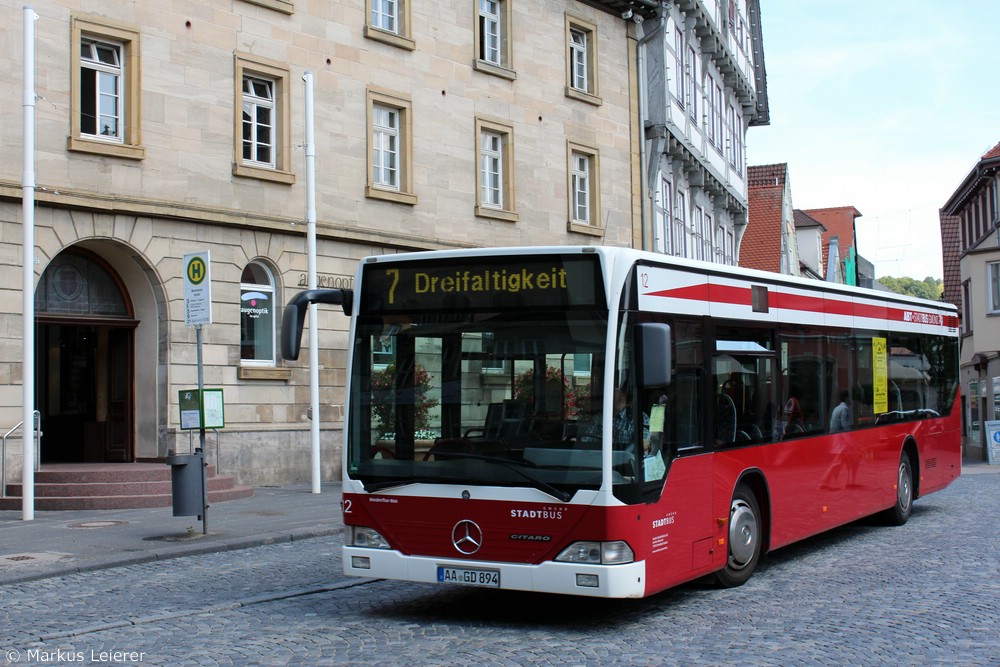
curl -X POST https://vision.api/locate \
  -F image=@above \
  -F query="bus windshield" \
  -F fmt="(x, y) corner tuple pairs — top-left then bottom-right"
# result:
(343, 252), (633, 499)
(347, 308), (616, 498)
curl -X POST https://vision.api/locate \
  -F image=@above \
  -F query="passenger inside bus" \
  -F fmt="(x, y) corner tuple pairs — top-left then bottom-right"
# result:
(829, 390), (851, 433)
(580, 389), (650, 445)
(779, 384), (804, 438)
(580, 388), (653, 481)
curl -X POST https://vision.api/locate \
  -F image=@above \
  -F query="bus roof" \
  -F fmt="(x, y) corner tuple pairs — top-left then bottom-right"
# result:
(359, 246), (956, 317)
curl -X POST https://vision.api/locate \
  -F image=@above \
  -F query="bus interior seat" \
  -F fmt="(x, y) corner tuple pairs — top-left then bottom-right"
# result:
(465, 402), (504, 440)
(715, 393), (737, 443)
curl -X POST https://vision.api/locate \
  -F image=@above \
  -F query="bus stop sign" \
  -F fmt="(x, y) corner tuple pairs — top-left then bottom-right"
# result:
(184, 250), (212, 326)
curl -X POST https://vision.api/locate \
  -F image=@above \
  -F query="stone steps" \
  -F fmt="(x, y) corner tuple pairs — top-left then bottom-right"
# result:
(0, 462), (254, 511)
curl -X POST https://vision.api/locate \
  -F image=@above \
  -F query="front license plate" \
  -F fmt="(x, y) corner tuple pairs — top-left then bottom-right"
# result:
(437, 566), (500, 588)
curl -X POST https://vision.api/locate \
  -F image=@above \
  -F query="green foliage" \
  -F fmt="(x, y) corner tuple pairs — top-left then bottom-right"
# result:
(512, 366), (585, 418)
(370, 362), (439, 438)
(878, 276), (943, 301)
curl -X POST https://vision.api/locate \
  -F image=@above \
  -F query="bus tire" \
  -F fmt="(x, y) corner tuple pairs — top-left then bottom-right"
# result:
(716, 483), (762, 588)
(882, 451), (914, 526)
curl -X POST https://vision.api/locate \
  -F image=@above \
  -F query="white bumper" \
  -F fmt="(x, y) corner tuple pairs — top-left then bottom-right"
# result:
(344, 546), (648, 598)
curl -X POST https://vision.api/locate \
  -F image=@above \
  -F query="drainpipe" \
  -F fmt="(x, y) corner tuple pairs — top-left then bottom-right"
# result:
(636, 4), (666, 251)
(303, 72), (321, 495)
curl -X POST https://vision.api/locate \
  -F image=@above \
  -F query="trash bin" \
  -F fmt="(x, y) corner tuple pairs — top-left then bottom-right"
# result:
(167, 450), (205, 517)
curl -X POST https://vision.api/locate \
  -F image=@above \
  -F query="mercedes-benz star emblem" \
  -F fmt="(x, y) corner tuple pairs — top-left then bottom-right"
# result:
(451, 519), (483, 555)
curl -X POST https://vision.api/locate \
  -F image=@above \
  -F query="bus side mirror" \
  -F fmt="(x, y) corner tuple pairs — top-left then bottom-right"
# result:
(637, 323), (672, 388)
(280, 289), (353, 361)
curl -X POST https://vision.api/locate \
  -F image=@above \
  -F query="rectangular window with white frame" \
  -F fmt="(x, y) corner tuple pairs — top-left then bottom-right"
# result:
(81, 38), (123, 141)
(475, 0), (514, 78)
(689, 204), (702, 259)
(69, 16), (144, 160)
(735, 108), (744, 173)
(705, 77), (713, 142)
(715, 219), (725, 264)
(675, 190), (688, 258)
(367, 88), (416, 205)
(714, 82), (724, 152)
(675, 28), (685, 110)
(482, 132), (503, 207)
(475, 117), (517, 221)
(567, 141), (601, 235)
(566, 16), (600, 105)
(366, 0), (414, 50)
(687, 45), (697, 121)
(702, 211), (713, 261)
(242, 76), (275, 168)
(570, 29), (588, 90)
(962, 280), (973, 334)
(479, 333), (507, 374)
(372, 104), (398, 189)
(572, 152), (590, 222)
(727, 103), (737, 167)
(372, 0), (397, 33)
(989, 262), (1000, 314)
(656, 176), (673, 254)
(234, 54), (293, 184)
(480, 0), (500, 64)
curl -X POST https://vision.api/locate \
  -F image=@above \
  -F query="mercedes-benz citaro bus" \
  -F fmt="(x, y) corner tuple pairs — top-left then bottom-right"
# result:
(280, 246), (960, 598)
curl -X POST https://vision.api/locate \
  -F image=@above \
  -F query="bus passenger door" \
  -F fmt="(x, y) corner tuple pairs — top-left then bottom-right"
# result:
(644, 453), (715, 591)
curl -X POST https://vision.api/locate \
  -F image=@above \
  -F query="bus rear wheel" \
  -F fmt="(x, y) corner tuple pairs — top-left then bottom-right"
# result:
(716, 483), (762, 588)
(882, 451), (913, 526)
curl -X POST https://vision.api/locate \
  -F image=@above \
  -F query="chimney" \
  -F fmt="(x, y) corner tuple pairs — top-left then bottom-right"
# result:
(827, 236), (840, 283)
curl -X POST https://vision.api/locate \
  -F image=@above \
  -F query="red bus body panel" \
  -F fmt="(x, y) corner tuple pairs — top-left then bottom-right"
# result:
(344, 390), (960, 597)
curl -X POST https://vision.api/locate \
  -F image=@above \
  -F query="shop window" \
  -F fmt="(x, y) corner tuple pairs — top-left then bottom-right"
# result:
(240, 261), (276, 365)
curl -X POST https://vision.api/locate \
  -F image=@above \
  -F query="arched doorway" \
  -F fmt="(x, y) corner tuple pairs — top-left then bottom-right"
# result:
(35, 248), (137, 463)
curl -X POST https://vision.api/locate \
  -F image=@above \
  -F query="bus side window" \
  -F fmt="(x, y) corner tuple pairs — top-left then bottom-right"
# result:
(664, 318), (703, 451)
(646, 371), (701, 454)
(640, 389), (680, 482)
(779, 331), (827, 438)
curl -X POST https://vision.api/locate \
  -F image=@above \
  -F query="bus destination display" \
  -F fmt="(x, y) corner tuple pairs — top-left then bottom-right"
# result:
(361, 255), (604, 313)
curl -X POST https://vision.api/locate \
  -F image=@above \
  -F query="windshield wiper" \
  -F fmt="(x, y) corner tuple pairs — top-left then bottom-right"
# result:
(359, 455), (572, 501)
(362, 477), (439, 493)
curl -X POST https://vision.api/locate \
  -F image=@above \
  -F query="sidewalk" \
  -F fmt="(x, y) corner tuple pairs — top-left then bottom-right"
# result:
(2, 459), (998, 586)
(0, 483), (342, 585)
(960, 457), (1000, 474)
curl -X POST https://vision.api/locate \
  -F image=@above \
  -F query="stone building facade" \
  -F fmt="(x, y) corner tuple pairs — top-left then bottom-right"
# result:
(1, 0), (648, 485)
(640, 0), (768, 263)
(941, 141), (1000, 461)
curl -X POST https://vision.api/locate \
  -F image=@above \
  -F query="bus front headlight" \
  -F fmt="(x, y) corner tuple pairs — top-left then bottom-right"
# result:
(555, 540), (634, 565)
(349, 526), (391, 549)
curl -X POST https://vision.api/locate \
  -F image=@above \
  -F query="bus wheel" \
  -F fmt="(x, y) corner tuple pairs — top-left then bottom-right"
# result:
(717, 483), (762, 588)
(882, 451), (913, 526)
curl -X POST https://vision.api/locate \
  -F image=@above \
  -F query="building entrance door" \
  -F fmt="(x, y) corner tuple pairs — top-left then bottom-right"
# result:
(35, 249), (138, 463)
(36, 324), (135, 462)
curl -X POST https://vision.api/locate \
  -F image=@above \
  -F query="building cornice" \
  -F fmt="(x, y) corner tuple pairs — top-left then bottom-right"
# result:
(0, 180), (471, 253)
(942, 154), (1000, 215)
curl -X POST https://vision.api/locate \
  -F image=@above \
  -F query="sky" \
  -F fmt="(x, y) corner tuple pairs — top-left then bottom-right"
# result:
(747, 0), (1000, 280)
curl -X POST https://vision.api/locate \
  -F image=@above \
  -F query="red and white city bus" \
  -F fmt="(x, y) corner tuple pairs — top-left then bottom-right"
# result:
(281, 246), (960, 598)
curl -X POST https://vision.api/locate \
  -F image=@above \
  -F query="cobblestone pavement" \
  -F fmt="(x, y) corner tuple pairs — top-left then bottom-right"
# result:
(1, 474), (998, 666)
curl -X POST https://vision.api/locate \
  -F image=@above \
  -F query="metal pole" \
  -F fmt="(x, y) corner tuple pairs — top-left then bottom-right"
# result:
(303, 71), (321, 494)
(196, 324), (207, 534)
(22, 6), (37, 521)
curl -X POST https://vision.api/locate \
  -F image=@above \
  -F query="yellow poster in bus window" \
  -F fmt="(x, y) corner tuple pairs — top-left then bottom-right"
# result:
(872, 337), (888, 414)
